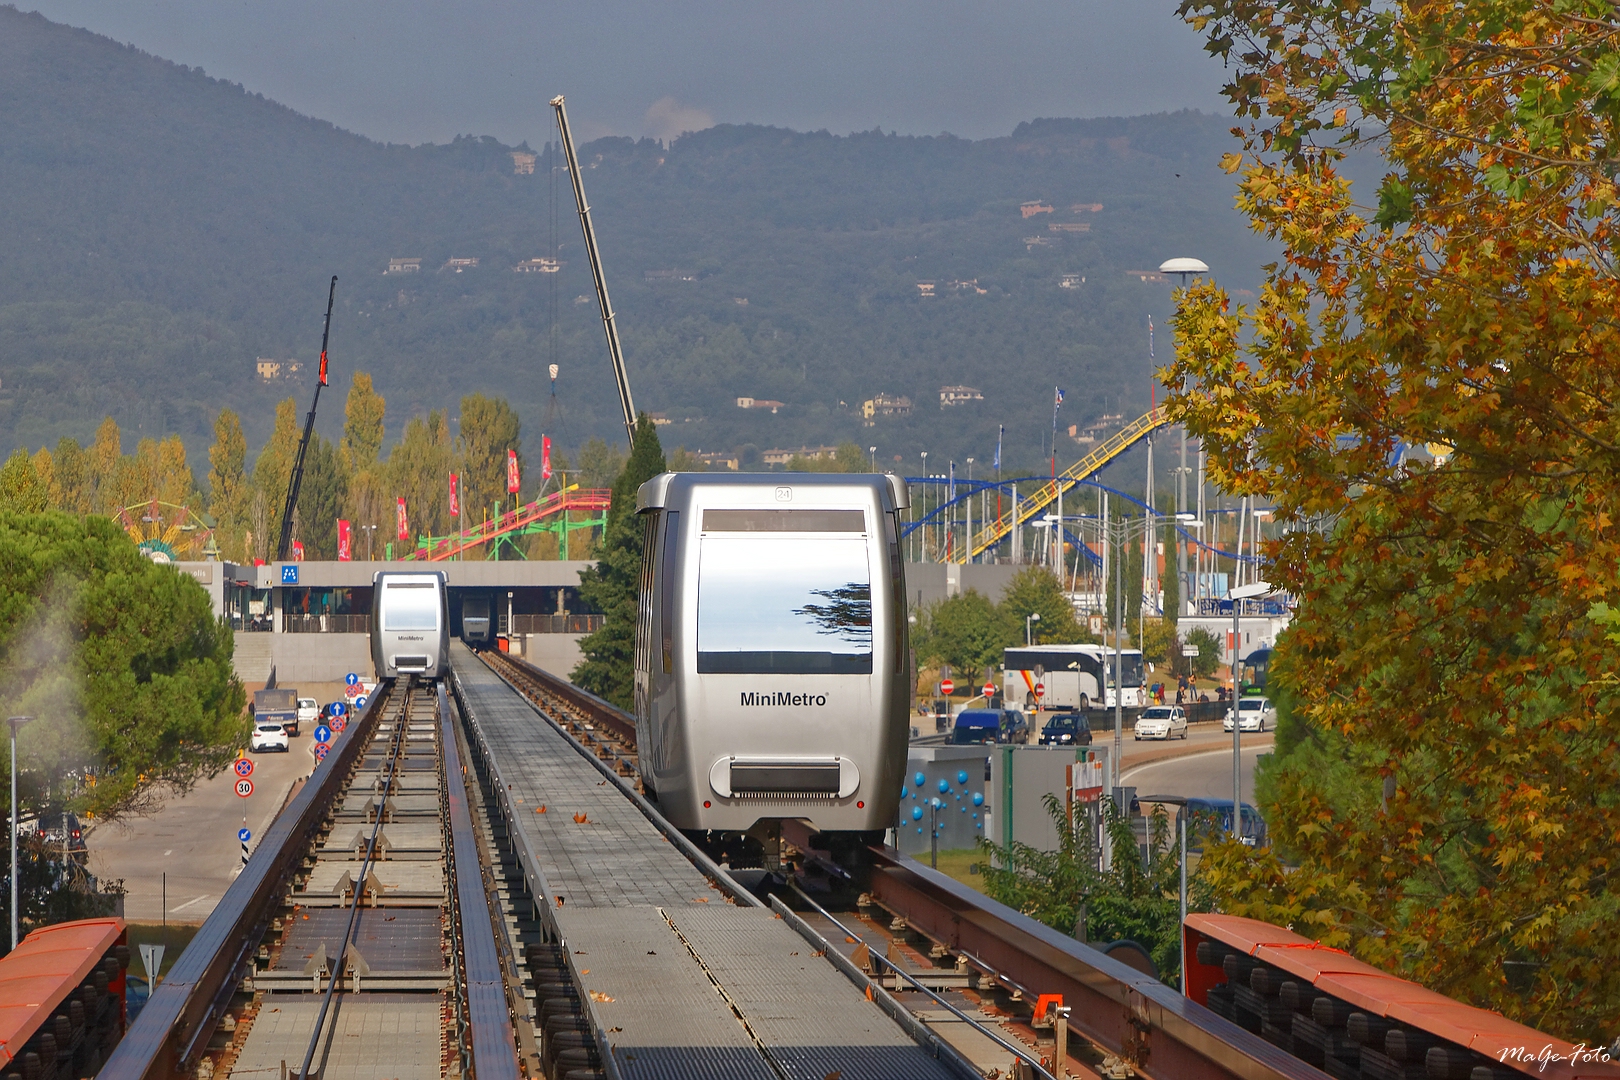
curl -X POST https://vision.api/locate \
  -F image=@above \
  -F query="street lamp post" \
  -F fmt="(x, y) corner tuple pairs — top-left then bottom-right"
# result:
(869, 446), (877, 472)
(361, 524), (377, 561)
(8, 716), (32, 951)
(1025, 611), (1041, 646)
(1228, 581), (1272, 838)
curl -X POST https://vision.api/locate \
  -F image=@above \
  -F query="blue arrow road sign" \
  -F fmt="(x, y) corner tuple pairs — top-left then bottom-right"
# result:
(238, 828), (251, 842)
(313, 725), (332, 744)
(345, 672), (359, 686)
(354, 695), (368, 708)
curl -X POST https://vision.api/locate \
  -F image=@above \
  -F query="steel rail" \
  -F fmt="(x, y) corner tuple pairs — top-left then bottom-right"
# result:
(864, 846), (1328, 1080)
(100, 680), (397, 1080)
(439, 682), (521, 1080)
(295, 682), (412, 1080)
(787, 884), (1059, 1080)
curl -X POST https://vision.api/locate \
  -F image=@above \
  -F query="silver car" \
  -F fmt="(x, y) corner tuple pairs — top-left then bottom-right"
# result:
(1223, 696), (1277, 732)
(1134, 705), (1188, 741)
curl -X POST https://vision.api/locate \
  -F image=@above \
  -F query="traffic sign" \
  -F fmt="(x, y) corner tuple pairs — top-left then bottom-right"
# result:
(1034, 684), (1046, 698)
(314, 743), (330, 761)
(235, 778), (254, 798)
(313, 725), (332, 745)
(281, 565), (299, 585)
(330, 701), (346, 716)
(233, 758), (254, 778)
(332, 716), (346, 734)
(982, 684), (995, 698)
(138, 943), (165, 988)
(344, 683), (362, 699)
(354, 695), (368, 709)
(238, 828), (251, 843)
(939, 679), (954, 695)
(345, 672), (360, 686)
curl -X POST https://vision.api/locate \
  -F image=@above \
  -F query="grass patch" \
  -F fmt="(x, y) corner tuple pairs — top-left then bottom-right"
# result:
(123, 923), (200, 980)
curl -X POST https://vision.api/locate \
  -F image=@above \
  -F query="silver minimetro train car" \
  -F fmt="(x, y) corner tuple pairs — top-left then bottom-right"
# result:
(371, 570), (450, 679)
(634, 473), (910, 841)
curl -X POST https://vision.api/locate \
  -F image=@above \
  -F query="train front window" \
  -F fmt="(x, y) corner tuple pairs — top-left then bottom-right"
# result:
(696, 536), (872, 673)
(383, 584), (439, 631)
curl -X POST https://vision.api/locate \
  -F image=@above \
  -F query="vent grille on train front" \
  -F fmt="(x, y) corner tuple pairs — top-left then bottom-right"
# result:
(729, 763), (841, 794)
(393, 656), (429, 672)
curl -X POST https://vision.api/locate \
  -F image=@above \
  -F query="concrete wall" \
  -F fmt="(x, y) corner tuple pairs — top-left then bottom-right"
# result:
(514, 633), (587, 681)
(898, 746), (994, 856)
(984, 744), (1108, 853)
(232, 633), (374, 685)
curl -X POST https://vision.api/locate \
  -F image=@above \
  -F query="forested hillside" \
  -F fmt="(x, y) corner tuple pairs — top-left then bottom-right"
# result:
(0, 6), (1270, 476)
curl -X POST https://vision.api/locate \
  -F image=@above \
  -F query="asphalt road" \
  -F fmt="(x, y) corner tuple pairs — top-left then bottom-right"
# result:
(86, 681), (350, 924)
(1120, 737), (1273, 803)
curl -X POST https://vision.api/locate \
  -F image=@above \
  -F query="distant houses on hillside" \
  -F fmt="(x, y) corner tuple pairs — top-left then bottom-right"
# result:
(736, 397), (785, 413)
(256, 358), (303, 382)
(646, 269), (697, 282)
(386, 257), (421, 274)
(514, 258), (563, 273)
(1021, 201), (1054, 218)
(939, 386), (983, 408)
(762, 446), (839, 466)
(862, 393), (911, 425)
(442, 257), (478, 272)
(510, 151), (536, 175)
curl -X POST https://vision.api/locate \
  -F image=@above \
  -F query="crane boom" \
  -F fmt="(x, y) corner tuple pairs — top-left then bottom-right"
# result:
(551, 94), (637, 446)
(276, 275), (337, 562)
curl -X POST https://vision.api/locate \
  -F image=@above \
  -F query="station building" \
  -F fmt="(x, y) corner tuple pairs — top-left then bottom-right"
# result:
(173, 560), (599, 686)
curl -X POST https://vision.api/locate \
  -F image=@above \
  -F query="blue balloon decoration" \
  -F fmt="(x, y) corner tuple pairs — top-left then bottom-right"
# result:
(957, 770), (969, 785)
(914, 772), (926, 787)
(972, 792), (984, 807)
(937, 778), (950, 794)
(912, 806), (924, 821)
(900, 786), (908, 799)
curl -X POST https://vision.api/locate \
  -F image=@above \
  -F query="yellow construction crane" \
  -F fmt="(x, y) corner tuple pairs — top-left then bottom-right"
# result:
(968, 406), (1170, 559)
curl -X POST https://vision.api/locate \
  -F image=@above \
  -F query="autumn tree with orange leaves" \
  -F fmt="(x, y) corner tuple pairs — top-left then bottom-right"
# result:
(1166, 0), (1620, 1038)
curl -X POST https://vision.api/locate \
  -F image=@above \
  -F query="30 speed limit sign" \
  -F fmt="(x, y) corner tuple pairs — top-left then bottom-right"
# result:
(235, 777), (254, 798)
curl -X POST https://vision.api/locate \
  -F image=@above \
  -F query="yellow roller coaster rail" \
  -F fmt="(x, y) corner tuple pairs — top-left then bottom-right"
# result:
(969, 406), (1171, 559)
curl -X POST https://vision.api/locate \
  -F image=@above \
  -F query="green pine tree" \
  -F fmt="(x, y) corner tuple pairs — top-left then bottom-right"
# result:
(571, 414), (666, 708)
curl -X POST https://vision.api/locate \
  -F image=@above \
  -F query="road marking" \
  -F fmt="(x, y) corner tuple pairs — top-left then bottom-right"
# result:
(169, 895), (210, 913)
(1121, 744), (1270, 785)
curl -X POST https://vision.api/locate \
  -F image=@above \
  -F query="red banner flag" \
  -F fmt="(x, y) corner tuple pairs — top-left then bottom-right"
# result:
(318, 349), (329, 386)
(291, 540), (305, 562)
(506, 449), (520, 494)
(337, 519), (352, 561)
(396, 497), (410, 541)
(449, 473), (460, 517)
(541, 436), (552, 480)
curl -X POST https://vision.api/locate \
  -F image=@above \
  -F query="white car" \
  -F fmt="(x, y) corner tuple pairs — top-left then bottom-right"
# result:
(250, 722), (290, 753)
(1223, 696), (1277, 732)
(1134, 705), (1189, 741)
(297, 697), (319, 731)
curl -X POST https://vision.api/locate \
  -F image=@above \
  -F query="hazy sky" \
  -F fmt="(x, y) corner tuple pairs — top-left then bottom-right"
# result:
(23, 1), (1231, 145)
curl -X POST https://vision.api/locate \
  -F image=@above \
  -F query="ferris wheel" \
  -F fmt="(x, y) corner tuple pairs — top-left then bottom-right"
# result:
(116, 500), (215, 563)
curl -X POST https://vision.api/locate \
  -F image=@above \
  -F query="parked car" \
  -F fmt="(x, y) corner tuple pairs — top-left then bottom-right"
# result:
(1176, 798), (1268, 849)
(1134, 705), (1189, 741)
(950, 710), (1001, 745)
(1039, 712), (1093, 746)
(297, 697), (319, 732)
(999, 710), (1030, 745)
(251, 722), (290, 753)
(1223, 696), (1277, 732)
(26, 811), (86, 854)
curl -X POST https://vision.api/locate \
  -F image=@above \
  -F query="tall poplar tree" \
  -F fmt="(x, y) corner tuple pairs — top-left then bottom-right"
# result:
(572, 415), (665, 708)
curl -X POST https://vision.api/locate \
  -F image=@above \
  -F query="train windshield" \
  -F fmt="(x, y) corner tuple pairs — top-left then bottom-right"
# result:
(382, 583), (439, 631)
(696, 536), (872, 673)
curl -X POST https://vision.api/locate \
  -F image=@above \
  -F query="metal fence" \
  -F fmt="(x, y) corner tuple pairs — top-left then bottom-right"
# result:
(283, 613), (372, 634)
(510, 614), (604, 635)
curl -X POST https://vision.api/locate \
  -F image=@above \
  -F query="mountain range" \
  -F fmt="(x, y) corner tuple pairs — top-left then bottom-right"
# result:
(0, 5), (1274, 480)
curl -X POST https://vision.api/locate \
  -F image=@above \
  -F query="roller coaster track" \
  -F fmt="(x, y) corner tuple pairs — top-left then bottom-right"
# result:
(969, 405), (1171, 559)
(401, 485), (611, 561)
